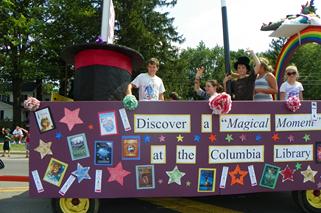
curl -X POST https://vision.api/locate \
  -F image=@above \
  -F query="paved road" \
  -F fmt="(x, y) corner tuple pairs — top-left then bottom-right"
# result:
(0, 156), (304, 213)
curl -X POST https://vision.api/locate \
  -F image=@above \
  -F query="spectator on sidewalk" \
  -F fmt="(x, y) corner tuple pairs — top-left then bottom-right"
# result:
(20, 127), (30, 158)
(12, 126), (24, 144)
(2, 128), (12, 157)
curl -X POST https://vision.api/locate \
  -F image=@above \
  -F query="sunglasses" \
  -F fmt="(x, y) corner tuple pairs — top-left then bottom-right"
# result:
(287, 72), (297, 76)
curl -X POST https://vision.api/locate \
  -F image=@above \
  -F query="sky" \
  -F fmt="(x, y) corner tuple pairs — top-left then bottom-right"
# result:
(166, 0), (321, 52)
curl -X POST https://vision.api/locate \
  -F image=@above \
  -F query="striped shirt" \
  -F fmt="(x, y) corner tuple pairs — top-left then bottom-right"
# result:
(253, 73), (273, 101)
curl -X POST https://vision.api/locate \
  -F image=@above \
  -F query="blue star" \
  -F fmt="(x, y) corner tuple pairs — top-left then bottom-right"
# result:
(72, 163), (91, 183)
(144, 135), (151, 144)
(55, 132), (62, 140)
(256, 134), (262, 141)
(194, 135), (201, 142)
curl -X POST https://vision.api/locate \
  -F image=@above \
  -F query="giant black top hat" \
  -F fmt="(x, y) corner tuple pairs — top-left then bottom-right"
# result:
(62, 43), (144, 101)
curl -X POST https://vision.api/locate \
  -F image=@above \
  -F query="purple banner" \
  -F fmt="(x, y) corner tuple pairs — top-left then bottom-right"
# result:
(29, 101), (321, 198)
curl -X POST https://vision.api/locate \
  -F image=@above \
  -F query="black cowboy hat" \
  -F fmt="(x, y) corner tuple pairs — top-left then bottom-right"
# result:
(234, 56), (251, 71)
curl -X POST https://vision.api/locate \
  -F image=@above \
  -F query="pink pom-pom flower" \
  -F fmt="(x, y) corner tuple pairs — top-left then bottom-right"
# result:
(209, 92), (232, 114)
(23, 97), (40, 111)
(286, 96), (301, 112)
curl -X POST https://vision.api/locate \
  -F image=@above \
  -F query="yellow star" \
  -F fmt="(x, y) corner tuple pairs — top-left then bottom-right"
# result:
(301, 165), (317, 183)
(176, 134), (184, 142)
(34, 139), (53, 159)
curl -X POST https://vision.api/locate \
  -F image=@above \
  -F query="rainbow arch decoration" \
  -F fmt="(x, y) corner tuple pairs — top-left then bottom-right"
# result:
(274, 26), (321, 98)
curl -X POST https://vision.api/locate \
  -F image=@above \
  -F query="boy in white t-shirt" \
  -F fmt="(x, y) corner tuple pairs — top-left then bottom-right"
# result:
(280, 65), (304, 100)
(127, 58), (165, 101)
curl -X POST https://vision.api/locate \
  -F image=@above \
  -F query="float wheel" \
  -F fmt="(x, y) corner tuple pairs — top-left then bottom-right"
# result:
(292, 190), (321, 213)
(52, 198), (99, 213)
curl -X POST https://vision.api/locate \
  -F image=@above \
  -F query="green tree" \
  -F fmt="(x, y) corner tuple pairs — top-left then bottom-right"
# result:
(114, 0), (183, 61)
(41, 0), (184, 99)
(263, 37), (286, 67)
(264, 39), (321, 100)
(0, 0), (46, 126)
(174, 42), (226, 99)
(38, 0), (101, 97)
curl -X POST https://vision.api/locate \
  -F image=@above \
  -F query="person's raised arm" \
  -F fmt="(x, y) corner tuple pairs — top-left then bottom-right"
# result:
(194, 66), (205, 92)
(247, 49), (260, 74)
(223, 74), (233, 92)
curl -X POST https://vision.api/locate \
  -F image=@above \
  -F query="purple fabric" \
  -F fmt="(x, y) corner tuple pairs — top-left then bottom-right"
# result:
(29, 101), (321, 198)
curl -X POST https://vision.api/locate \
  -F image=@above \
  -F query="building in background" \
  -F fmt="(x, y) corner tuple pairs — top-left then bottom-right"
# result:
(0, 82), (51, 122)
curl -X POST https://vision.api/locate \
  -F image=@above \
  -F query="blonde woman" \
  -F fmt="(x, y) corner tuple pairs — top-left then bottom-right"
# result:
(249, 50), (278, 101)
(279, 65), (304, 100)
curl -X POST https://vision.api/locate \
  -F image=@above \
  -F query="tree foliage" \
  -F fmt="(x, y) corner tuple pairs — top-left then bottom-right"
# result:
(114, 0), (183, 61)
(175, 41), (241, 99)
(0, 0), (184, 124)
(262, 38), (287, 66)
(290, 43), (321, 100)
(0, 0), (46, 125)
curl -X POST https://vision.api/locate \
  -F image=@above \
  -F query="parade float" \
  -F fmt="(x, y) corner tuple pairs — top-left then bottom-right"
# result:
(25, 0), (321, 213)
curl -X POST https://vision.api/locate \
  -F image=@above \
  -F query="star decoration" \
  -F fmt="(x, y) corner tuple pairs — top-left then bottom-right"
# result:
(272, 133), (280, 142)
(239, 134), (247, 142)
(158, 179), (163, 184)
(34, 139), (53, 159)
(88, 123), (94, 130)
(208, 134), (216, 143)
(107, 162), (131, 186)
(176, 134), (184, 142)
(55, 132), (62, 140)
(225, 134), (234, 143)
(159, 135), (166, 142)
(59, 108), (83, 131)
(301, 165), (317, 183)
(295, 162), (302, 170)
(288, 135), (295, 142)
(303, 134), (311, 142)
(166, 166), (185, 185)
(72, 163), (91, 183)
(144, 135), (151, 144)
(229, 164), (248, 185)
(317, 182), (321, 189)
(280, 165), (295, 182)
(186, 181), (191, 187)
(194, 135), (201, 142)
(255, 134), (262, 141)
